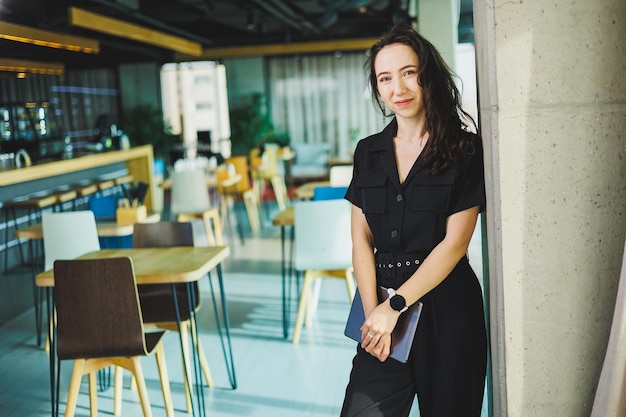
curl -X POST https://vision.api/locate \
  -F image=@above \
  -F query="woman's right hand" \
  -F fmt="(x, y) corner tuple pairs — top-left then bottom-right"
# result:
(360, 300), (400, 362)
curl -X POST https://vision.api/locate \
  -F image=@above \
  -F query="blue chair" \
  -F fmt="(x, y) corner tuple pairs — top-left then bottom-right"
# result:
(87, 196), (132, 248)
(87, 195), (118, 220)
(313, 185), (348, 201)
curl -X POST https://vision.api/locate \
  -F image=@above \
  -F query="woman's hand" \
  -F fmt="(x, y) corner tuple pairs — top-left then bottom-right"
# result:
(360, 300), (400, 362)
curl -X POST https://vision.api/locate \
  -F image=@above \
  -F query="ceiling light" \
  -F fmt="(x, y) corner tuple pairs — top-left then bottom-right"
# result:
(0, 21), (99, 53)
(246, 12), (256, 31)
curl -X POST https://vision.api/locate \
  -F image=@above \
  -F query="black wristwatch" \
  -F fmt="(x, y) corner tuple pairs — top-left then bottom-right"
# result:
(386, 288), (408, 313)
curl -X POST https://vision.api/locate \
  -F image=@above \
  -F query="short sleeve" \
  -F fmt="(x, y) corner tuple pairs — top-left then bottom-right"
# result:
(448, 138), (486, 215)
(344, 141), (363, 209)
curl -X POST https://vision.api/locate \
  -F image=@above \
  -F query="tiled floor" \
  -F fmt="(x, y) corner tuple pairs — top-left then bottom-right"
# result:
(0, 205), (487, 417)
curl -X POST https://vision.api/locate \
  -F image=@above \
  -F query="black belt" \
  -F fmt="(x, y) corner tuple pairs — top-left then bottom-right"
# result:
(375, 252), (427, 278)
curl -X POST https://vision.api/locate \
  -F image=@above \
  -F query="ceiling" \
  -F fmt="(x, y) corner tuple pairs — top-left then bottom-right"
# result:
(0, 0), (474, 69)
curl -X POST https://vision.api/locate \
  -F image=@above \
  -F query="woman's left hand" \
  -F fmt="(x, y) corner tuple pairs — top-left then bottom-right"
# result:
(360, 301), (400, 362)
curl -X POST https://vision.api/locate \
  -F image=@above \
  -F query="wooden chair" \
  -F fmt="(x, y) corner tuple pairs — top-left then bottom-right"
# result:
(170, 169), (224, 246)
(132, 220), (215, 413)
(54, 257), (174, 417)
(252, 144), (290, 214)
(226, 155), (261, 232)
(291, 199), (355, 343)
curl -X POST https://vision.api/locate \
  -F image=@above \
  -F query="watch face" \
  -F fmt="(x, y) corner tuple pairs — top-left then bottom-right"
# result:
(390, 294), (406, 311)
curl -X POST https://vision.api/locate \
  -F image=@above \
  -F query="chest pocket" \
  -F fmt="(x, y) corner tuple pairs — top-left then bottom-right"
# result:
(408, 169), (456, 213)
(357, 173), (388, 214)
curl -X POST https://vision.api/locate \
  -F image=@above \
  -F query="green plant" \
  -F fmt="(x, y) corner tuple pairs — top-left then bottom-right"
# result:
(122, 104), (177, 160)
(229, 93), (275, 156)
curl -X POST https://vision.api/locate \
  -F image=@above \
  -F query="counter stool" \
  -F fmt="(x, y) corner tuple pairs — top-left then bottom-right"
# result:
(53, 188), (78, 212)
(70, 181), (99, 210)
(5, 188), (78, 346)
(97, 178), (116, 195)
(114, 174), (134, 190)
(3, 192), (57, 271)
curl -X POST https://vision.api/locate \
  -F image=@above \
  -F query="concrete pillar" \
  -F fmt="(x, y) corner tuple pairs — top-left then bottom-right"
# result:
(474, 0), (626, 416)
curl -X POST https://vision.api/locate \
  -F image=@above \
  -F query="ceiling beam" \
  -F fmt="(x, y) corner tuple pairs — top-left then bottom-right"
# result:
(0, 21), (99, 54)
(176, 37), (378, 60)
(69, 7), (202, 56)
(0, 58), (64, 75)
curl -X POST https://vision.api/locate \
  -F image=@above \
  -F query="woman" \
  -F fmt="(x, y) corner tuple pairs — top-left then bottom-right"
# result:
(341, 23), (487, 417)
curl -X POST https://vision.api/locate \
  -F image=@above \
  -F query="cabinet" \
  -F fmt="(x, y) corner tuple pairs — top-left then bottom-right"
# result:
(0, 102), (69, 162)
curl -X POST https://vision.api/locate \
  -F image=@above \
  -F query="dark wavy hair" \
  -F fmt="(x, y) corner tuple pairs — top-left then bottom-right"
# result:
(365, 23), (478, 174)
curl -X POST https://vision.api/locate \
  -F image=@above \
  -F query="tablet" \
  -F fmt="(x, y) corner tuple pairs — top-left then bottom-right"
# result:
(344, 286), (423, 363)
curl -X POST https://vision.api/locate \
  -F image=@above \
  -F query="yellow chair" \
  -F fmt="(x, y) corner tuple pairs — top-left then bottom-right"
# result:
(226, 155), (261, 232)
(252, 144), (290, 213)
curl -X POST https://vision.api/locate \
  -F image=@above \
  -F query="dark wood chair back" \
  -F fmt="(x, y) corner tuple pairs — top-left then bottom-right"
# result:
(133, 221), (208, 323)
(53, 257), (146, 360)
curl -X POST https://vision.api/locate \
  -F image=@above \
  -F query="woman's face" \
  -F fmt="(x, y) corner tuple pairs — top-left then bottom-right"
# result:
(374, 43), (424, 121)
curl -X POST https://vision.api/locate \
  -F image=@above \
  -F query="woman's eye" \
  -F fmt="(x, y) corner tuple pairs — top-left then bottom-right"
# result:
(403, 70), (416, 77)
(378, 76), (391, 83)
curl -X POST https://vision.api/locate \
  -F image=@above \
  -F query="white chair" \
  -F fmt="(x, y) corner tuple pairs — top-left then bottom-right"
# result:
(291, 199), (355, 343)
(170, 169), (224, 246)
(42, 210), (101, 271)
(329, 165), (353, 187)
(42, 211), (102, 353)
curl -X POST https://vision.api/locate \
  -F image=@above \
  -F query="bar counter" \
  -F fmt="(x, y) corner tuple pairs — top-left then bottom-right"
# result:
(0, 145), (156, 210)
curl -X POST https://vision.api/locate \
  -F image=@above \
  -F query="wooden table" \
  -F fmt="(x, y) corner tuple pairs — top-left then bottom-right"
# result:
(15, 212), (161, 240)
(293, 180), (330, 200)
(37, 246), (235, 417)
(159, 173), (242, 190)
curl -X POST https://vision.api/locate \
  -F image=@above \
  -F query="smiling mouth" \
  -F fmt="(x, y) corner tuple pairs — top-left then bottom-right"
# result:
(395, 99), (412, 106)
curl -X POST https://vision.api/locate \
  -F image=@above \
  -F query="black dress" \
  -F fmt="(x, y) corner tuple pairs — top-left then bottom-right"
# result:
(340, 119), (487, 417)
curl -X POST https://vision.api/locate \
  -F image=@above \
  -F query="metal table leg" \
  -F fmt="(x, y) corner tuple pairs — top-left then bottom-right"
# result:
(206, 264), (237, 389)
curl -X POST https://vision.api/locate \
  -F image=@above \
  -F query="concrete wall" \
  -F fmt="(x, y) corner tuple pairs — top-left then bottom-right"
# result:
(474, 0), (626, 415)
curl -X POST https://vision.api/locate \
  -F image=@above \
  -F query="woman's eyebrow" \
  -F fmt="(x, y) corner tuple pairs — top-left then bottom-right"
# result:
(376, 64), (417, 77)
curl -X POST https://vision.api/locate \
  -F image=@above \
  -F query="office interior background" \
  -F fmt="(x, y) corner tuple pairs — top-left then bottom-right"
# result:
(1, 0), (625, 416)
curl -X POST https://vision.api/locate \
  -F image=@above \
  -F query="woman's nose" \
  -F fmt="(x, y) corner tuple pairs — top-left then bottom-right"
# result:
(393, 78), (406, 94)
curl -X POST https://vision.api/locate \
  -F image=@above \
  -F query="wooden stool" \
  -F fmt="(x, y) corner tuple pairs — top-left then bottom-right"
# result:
(3, 193), (57, 270)
(3, 192), (56, 346)
(53, 188), (78, 212)
(97, 179), (116, 194)
(70, 181), (99, 210)
(114, 174), (134, 188)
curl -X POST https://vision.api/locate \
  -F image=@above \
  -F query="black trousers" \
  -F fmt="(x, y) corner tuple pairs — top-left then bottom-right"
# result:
(340, 259), (487, 417)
